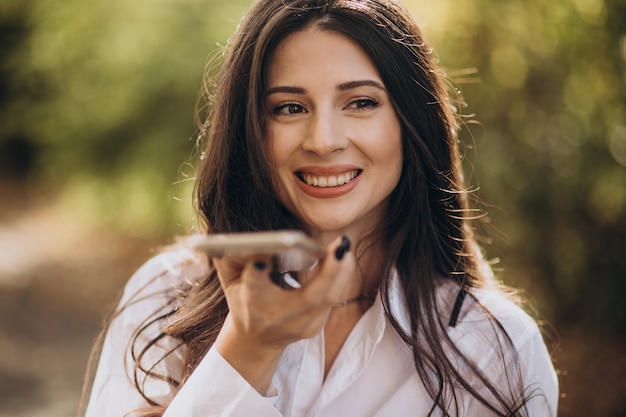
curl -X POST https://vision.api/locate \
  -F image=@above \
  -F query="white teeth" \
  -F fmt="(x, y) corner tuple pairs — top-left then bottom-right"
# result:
(300, 170), (359, 188)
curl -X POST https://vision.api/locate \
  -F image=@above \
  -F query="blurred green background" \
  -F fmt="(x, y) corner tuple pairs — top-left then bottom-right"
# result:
(0, 0), (624, 415)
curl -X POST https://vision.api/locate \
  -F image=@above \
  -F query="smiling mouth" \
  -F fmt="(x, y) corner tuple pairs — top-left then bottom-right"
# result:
(296, 170), (362, 187)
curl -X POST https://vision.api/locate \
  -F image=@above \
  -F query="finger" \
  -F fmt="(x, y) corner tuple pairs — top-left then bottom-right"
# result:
(240, 255), (274, 287)
(213, 256), (246, 287)
(300, 235), (354, 306)
(324, 246), (355, 303)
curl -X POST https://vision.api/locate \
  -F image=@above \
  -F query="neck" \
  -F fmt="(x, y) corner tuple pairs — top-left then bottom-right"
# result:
(308, 228), (386, 305)
(341, 238), (385, 308)
(332, 288), (377, 308)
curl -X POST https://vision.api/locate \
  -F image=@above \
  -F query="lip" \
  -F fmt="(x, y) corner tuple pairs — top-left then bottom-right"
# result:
(294, 165), (362, 198)
(297, 165), (361, 176)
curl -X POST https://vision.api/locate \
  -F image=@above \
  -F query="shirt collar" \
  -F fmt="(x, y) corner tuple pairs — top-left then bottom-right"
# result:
(386, 268), (412, 335)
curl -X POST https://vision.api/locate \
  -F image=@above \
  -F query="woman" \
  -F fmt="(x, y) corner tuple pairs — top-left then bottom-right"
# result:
(82, 0), (559, 416)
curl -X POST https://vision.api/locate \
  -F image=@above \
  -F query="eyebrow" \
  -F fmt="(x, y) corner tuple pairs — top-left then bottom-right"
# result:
(337, 79), (386, 92)
(266, 79), (386, 96)
(267, 86), (306, 95)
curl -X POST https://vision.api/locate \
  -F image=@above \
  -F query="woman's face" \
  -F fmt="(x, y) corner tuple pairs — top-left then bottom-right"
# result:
(265, 27), (403, 241)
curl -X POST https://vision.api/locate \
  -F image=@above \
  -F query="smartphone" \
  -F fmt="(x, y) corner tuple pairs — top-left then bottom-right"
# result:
(189, 231), (324, 288)
(188, 230), (323, 258)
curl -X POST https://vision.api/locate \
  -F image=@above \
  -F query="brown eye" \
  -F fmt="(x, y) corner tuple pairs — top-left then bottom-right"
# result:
(347, 98), (380, 110)
(273, 103), (306, 115)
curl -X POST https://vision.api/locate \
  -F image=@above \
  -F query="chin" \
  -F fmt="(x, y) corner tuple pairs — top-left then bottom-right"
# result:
(302, 218), (352, 234)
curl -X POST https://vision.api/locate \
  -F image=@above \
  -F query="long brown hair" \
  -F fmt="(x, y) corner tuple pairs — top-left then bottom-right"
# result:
(84, 0), (548, 415)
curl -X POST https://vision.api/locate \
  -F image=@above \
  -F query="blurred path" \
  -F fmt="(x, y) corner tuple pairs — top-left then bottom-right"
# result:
(0, 182), (158, 416)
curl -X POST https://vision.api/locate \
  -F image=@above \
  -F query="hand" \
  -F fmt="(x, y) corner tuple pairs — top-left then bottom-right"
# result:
(212, 235), (354, 394)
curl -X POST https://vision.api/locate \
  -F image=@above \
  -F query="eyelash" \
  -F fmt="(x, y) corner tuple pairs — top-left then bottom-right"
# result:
(272, 98), (380, 115)
(346, 98), (380, 110)
(272, 103), (305, 115)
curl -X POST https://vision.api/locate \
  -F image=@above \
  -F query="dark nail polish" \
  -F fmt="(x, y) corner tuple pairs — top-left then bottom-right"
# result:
(335, 235), (351, 260)
(254, 261), (267, 271)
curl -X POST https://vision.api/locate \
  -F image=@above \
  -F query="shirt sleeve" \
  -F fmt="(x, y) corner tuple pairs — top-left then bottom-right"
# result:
(448, 289), (559, 417)
(468, 320), (559, 417)
(84, 251), (189, 417)
(162, 345), (282, 417)
(514, 321), (559, 416)
(84, 249), (284, 417)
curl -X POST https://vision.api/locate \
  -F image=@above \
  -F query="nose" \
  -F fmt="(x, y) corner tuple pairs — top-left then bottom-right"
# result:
(301, 110), (347, 156)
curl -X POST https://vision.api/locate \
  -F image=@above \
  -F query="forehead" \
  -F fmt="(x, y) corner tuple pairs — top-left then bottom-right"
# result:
(266, 27), (382, 87)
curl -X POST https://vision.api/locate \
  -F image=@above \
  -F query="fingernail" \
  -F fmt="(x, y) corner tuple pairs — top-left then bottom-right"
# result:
(254, 261), (267, 271)
(335, 236), (351, 260)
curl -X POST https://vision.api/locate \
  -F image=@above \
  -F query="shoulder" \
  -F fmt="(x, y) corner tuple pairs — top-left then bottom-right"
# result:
(88, 244), (210, 410)
(436, 281), (541, 350)
(436, 280), (559, 414)
(435, 280), (554, 383)
(110, 243), (210, 338)
(118, 243), (210, 307)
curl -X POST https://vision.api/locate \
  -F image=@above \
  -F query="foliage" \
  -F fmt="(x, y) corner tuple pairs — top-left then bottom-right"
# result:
(0, 0), (252, 235)
(408, 0), (626, 332)
(1, 0), (625, 331)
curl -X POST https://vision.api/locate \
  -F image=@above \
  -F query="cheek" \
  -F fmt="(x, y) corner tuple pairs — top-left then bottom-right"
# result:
(364, 116), (403, 169)
(265, 126), (277, 163)
(266, 125), (295, 167)
(384, 115), (403, 164)
(383, 146), (404, 190)
(265, 128), (295, 201)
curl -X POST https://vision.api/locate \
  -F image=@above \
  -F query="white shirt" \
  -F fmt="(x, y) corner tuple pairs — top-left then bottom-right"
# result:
(85, 248), (559, 417)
